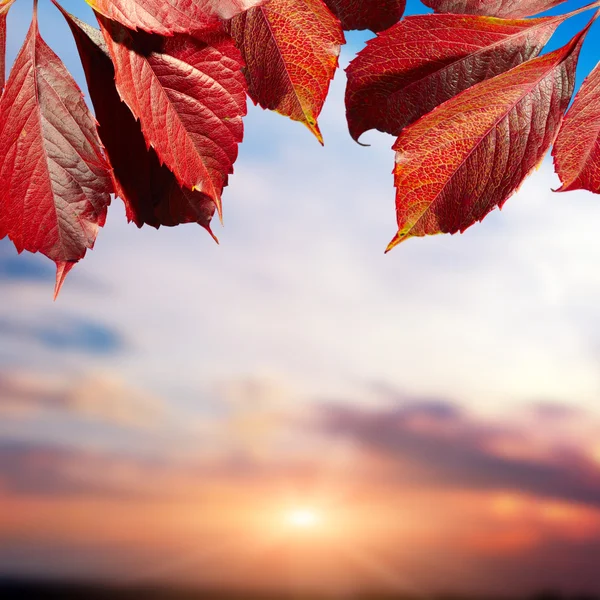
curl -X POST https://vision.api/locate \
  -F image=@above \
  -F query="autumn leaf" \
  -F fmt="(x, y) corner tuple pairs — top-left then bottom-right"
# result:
(421, 0), (568, 18)
(386, 24), (591, 252)
(0, 0), (16, 91)
(98, 16), (247, 220)
(346, 13), (565, 143)
(88, 0), (267, 36)
(323, 0), (405, 32)
(553, 60), (600, 194)
(0, 7), (113, 297)
(56, 4), (217, 237)
(228, 0), (344, 143)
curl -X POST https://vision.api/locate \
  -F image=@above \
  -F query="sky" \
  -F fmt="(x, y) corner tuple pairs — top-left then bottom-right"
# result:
(1, 0), (600, 597)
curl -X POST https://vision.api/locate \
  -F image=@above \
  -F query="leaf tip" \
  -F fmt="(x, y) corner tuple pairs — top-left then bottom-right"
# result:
(552, 180), (578, 193)
(54, 261), (76, 300)
(385, 231), (407, 253)
(204, 224), (220, 245)
(305, 118), (324, 145)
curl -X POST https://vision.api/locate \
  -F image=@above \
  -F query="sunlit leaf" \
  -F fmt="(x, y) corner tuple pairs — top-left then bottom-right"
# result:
(387, 26), (589, 251)
(229, 0), (344, 143)
(98, 16), (247, 219)
(0, 11), (113, 297)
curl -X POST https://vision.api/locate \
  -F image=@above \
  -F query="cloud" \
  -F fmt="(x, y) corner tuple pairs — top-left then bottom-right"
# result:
(2, 378), (599, 511)
(0, 241), (55, 284)
(0, 442), (171, 497)
(320, 399), (600, 508)
(1, 363), (599, 510)
(0, 438), (311, 498)
(0, 317), (123, 355)
(0, 443), (96, 496)
(0, 371), (164, 429)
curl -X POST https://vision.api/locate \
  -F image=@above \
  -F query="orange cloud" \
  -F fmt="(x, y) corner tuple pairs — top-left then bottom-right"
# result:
(0, 370), (164, 428)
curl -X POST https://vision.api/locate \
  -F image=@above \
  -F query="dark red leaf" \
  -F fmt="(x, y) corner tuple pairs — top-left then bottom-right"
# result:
(0, 10), (113, 297)
(387, 24), (590, 251)
(55, 4), (217, 237)
(346, 13), (566, 143)
(98, 16), (247, 219)
(89, 0), (266, 36)
(421, 0), (568, 18)
(228, 0), (344, 143)
(553, 60), (600, 194)
(323, 0), (405, 32)
(0, 0), (16, 91)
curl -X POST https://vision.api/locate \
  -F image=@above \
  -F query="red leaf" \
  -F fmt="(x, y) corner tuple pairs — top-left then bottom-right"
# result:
(323, 0), (405, 32)
(56, 4), (217, 237)
(386, 25), (590, 251)
(0, 0), (16, 91)
(0, 10), (113, 297)
(98, 16), (247, 220)
(421, 0), (568, 18)
(229, 0), (344, 143)
(553, 60), (600, 194)
(88, 0), (267, 36)
(346, 13), (565, 143)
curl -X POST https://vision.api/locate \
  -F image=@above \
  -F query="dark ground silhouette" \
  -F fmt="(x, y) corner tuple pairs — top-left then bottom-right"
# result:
(0, 580), (599, 600)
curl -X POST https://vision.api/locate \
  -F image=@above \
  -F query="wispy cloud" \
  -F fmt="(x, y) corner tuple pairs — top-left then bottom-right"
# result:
(0, 370), (163, 429)
(320, 398), (600, 508)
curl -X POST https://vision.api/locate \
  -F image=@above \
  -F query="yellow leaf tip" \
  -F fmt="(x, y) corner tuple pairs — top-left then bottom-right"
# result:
(304, 117), (324, 145)
(385, 231), (407, 253)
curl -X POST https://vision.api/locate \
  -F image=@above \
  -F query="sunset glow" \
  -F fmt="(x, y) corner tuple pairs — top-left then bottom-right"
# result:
(286, 508), (322, 529)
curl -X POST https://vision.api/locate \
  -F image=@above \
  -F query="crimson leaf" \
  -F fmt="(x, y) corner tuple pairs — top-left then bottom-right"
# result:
(98, 16), (247, 219)
(0, 9), (113, 297)
(346, 12), (566, 142)
(387, 23), (590, 251)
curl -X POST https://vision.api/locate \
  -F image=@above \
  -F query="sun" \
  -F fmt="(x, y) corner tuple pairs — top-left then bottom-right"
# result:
(285, 508), (322, 529)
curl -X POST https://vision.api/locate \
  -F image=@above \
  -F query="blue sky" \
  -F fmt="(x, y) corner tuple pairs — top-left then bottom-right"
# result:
(2, 0), (600, 595)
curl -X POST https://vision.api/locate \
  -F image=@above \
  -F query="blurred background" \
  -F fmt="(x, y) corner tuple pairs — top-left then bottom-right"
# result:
(2, 0), (600, 598)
